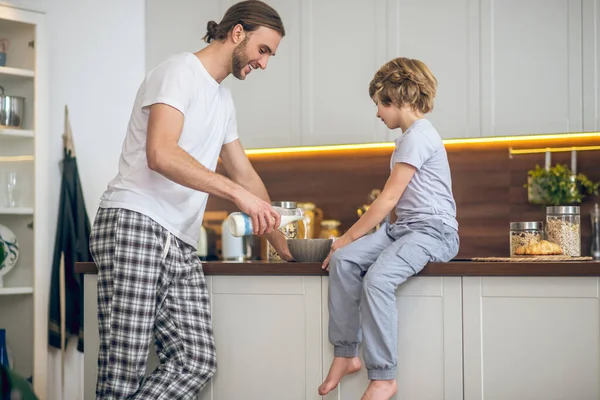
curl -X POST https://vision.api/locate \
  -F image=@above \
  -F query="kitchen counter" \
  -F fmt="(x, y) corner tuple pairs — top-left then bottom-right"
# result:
(75, 259), (600, 276)
(80, 259), (600, 399)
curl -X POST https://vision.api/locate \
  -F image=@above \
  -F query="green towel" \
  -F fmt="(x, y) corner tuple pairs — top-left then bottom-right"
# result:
(0, 365), (38, 400)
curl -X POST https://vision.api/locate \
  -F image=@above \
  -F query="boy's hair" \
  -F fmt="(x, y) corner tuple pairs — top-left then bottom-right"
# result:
(368, 57), (437, 114)
(203, 0), (286, 43)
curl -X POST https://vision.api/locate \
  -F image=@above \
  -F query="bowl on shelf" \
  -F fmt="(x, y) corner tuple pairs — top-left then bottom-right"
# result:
(287, 238), (332, 263)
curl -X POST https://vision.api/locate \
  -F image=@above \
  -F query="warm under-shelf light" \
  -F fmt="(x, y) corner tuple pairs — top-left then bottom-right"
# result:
(510, 145), (600, 155)
(245, 131), (600, 155)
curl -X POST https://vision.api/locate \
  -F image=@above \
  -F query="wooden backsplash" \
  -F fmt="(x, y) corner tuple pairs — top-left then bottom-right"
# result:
(207, 137), (600, 258)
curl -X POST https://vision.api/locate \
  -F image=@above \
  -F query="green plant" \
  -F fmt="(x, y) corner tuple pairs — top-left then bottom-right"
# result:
(525, 164), (599, 206)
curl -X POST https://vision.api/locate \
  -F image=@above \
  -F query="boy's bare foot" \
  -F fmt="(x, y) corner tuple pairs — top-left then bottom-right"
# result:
(360, 379), (398, 400)
(317, 356), (362, 395)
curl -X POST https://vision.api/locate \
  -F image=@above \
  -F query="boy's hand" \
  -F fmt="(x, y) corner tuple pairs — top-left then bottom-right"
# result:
(321, 234), (353, 271)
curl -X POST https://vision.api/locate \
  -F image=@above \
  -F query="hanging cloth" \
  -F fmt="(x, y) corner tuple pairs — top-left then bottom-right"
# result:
(48, 106), (93, 392)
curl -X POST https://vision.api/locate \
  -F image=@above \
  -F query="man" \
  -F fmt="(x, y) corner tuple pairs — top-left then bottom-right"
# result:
(88, 1), (291, 398)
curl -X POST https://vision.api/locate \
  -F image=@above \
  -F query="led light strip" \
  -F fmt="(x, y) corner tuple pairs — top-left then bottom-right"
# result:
(510, 145), (600, 155)
(245, 132), (600, 155)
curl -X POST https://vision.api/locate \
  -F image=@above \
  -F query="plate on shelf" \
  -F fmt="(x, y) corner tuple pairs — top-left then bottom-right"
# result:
(0, 224), (19, 277)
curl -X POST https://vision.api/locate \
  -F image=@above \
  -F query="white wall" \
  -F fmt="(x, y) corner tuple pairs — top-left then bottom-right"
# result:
(5, 0), (145, 399)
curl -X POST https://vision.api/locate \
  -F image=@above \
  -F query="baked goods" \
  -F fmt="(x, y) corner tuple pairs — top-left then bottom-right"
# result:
(514, 239), (563, 255)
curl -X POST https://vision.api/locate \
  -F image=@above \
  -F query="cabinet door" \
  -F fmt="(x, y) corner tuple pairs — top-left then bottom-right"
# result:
(480, 0), (583, 136)
(582, 0), (600, 131)
(299, 0), (388, 146)
(463, 277), (600, 400)
(199, 275), (322, 400)
(385, 0), (480, 140)
(219, 0), (302, 149)
(322, 276), (463, 400)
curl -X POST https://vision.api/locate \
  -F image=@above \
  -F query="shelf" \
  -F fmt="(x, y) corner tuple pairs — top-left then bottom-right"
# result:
(0, 287), (33, 295)
(0, 207), (33, 214)
(0, 66), (34, 80)
(0, 155), (34, 162)
(0, 128), (34, 138)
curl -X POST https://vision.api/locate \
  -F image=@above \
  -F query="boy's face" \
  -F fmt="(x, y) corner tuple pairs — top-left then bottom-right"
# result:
(373, 97), (402, 130)
(232, 26), (282, 80)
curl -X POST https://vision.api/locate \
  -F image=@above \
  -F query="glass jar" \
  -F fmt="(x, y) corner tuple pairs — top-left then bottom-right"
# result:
(267, 201), (299, 261)
(319, 220), (341, 239)
(546, 206), (581, 257)
(509, 221), (544, 256)
(591, 203), (600, 260)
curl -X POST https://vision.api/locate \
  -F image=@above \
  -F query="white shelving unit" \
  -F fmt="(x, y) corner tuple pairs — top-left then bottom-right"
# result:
(0, 286), (32, 295)
(0, 5), (48, 400)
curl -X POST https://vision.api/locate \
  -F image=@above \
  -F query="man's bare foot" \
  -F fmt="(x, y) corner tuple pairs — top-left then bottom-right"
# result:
(317, 356), (362, 395)
(360, 379), (398, 400)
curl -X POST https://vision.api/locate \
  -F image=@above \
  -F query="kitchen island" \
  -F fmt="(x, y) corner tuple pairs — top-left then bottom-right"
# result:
(76, 260), (600, 400)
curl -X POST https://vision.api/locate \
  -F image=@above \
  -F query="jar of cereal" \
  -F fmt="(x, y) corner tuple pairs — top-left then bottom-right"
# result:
(546, 206), (581, 256)
(267, 201), (300, 261)
(510, 221), (544, 256)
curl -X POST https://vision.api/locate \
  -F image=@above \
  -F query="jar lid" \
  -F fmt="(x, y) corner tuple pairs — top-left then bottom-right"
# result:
(546, 206), (580, 215)
(271, 201), (297, 209)
(510, 221), (544, 230)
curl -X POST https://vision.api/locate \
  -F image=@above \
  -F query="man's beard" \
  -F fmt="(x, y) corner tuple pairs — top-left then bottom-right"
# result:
(232, 36), (250, 80)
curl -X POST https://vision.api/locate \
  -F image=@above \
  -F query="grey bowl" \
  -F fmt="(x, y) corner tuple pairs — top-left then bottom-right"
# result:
(287, 238), (333, 263)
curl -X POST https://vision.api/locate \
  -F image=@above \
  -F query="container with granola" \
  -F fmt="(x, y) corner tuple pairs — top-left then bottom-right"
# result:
(510, 221), (544, 256)
(546, 206), (581, 257)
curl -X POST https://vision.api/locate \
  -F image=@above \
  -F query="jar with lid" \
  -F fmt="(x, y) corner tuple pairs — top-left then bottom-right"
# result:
(509, 221), (544, 256)
(546, 206), (581, 256)
(319, 219), (341, 239)
(267, 201), (300, 261)
(591, 203), (600, 260)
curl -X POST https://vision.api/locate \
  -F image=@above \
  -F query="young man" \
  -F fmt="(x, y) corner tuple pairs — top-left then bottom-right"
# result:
(88, 1), (291, 398)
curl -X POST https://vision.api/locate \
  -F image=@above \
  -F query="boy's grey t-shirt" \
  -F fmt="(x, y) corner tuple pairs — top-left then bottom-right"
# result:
(390, 119), (458, 231)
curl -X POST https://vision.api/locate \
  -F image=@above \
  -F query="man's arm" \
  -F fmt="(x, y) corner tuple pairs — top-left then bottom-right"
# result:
(146, 103), (278, 235)
(219, 139), (293, 261)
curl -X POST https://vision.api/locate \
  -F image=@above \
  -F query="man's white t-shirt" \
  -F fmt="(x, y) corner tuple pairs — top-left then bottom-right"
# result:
(99, 52), (239, 247)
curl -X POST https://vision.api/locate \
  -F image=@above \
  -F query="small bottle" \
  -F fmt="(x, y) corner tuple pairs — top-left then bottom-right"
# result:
(591, 203), (600, 261)
(228, 206), (304, 237)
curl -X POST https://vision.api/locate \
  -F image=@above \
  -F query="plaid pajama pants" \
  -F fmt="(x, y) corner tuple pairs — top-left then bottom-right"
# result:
(89, 207), (217, 399)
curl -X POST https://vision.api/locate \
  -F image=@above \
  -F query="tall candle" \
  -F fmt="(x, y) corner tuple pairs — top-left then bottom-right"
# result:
(545, 150), (551, 171)
(571, 149), (577, 175)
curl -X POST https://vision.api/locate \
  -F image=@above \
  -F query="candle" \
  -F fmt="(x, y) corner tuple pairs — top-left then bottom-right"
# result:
(571, 149), (577, 175)
(545, 150), (551, 171)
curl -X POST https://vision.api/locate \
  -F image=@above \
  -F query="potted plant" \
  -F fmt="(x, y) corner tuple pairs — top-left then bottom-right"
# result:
(0, 242), (4, 266)
(525, 163), (599, 206)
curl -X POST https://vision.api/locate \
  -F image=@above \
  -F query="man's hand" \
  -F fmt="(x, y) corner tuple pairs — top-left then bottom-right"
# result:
(233, 191), (280, 236)
(265, 229), (294, 261)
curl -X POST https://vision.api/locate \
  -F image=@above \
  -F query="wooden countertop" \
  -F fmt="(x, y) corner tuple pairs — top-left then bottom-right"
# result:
(75, 260), (600, 276)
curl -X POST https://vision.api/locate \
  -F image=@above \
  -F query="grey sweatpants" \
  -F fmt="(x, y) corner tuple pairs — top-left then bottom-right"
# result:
(328, 219), (459, 380)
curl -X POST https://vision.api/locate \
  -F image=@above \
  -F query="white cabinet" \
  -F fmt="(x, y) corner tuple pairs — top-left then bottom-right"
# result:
(198, 276), (323, 400)
(0, 5), (48, 398)
(221, 0), (302, 149)
(480, 0), (584, 136)
(389, 0), (481, 139)
(463, 277), (600, 400)
(582, 0), (600, 131)
(322, 276), (463, 400)
(145, 0), (599, 147)
(300, 0), (388, 146)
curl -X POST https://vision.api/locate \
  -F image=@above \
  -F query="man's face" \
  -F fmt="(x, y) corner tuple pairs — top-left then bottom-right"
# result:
(232, 26), (282, 80)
